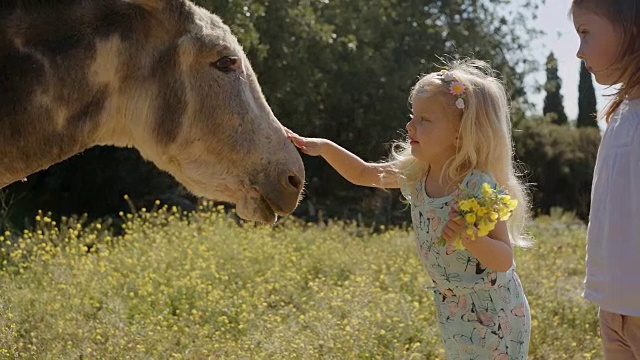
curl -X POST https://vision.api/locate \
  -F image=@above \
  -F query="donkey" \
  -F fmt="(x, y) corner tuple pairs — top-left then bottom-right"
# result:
(0, 0), (305, 223)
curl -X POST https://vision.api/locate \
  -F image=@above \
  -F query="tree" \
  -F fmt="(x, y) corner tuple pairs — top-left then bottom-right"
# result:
(543, 52), (568, 125)
(513, 117), (600, 221)
(577, 61), (599, 128)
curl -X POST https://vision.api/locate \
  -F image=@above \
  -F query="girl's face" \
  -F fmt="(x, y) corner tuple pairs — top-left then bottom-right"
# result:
(405, 93), (459, 167)
(573, 7), (624, 85)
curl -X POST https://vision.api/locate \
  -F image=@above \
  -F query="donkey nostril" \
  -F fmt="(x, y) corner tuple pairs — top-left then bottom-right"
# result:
(288, 174), (304, 192)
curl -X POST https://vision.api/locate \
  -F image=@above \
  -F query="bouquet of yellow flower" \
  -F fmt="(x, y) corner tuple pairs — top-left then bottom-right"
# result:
(438, 182), (518, 249)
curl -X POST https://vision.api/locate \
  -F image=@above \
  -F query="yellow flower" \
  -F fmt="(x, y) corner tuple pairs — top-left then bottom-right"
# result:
(468, 199), (480, 212)
(476, 207), (488, 217)
(464, 213), (476, 225)
(499, 208), (512, 220)
(481, 182), (493, 197)
(477, 219), (492, 237)
(477, 228), (490, 237)
(459, 200), (472, 212)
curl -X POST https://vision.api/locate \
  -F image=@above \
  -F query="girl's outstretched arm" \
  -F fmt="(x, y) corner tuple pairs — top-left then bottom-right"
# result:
(286, 129), (400, 189)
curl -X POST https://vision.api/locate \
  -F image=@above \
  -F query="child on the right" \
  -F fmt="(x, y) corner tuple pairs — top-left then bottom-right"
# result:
(571, 1), (640, 358)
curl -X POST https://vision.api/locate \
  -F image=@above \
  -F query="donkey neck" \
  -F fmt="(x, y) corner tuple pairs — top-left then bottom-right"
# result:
(0, 1), (162, 187)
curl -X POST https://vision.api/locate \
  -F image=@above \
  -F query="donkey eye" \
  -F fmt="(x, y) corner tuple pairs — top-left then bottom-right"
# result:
(211, 56), (238, 73)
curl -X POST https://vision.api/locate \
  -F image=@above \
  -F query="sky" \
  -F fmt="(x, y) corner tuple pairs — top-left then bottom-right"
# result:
(524, 1), (612, 125)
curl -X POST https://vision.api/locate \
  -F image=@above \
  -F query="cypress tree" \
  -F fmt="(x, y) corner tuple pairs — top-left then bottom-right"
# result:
(577, 60), (599, 127)
(543, 52), (569, 125)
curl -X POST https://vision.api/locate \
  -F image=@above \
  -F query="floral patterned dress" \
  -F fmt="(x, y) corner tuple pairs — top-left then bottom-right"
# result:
(402, 170), (531, 360)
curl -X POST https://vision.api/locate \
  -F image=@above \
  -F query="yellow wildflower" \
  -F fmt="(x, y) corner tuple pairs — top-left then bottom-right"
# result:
(459, 200), (472, 211)
(481, 182), (493, 197)
(499, 208), (512, 220)
(468, 198), (480, 211)
(464, 213), (476, 225)
(476, 207), (487, 217)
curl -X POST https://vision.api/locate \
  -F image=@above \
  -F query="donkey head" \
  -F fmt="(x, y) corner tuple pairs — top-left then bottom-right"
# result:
(117, 0), (305, 222)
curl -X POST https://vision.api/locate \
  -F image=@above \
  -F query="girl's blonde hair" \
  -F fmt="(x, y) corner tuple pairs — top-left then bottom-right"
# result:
(390, 58), (531, 247)
(571, 0), (640, 123)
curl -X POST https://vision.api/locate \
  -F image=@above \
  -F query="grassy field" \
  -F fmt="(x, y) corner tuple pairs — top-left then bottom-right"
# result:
(0, 205), (601, 359)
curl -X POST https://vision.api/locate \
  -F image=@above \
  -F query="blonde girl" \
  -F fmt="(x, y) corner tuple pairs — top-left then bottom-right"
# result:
(287, 58), (531, 359)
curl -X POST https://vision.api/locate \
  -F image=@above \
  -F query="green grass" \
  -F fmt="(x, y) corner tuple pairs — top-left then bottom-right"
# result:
(0, 205), (601, 359)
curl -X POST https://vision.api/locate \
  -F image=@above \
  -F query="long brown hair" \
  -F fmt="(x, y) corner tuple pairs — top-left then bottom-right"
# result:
(571, 0), (640, 122)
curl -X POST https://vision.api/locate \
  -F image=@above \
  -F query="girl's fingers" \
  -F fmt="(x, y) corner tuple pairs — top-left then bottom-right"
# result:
(285, 129), (301, 140)
(289, 136), (306, 148)
(442, 227), (456, 242)
(446, 220), (462, 233)
(441, 230), (451, 242)
(284, 129), (297, 140)
(442, 222), (464, 243)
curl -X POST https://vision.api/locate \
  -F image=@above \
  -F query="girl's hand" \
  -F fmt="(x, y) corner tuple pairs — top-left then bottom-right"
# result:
(441, 208), (476, 247)
(284, 128), (327, 157)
